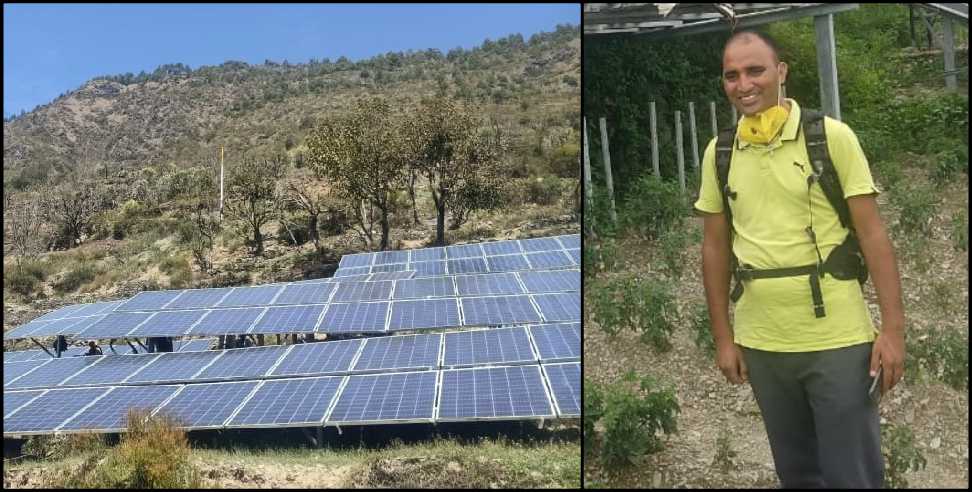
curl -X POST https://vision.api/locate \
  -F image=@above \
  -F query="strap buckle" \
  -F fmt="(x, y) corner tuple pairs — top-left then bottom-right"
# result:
(735, 265), (754, 281)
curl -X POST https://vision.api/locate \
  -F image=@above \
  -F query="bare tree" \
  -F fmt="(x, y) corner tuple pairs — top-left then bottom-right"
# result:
(278, 166), (334, 257)
(5, 188), (46, 270)
(40, 173), (103, 249)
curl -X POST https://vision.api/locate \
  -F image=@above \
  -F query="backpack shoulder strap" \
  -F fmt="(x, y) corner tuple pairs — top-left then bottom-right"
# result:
(801, 109), (853, 231)
(715, 125), (737, 223)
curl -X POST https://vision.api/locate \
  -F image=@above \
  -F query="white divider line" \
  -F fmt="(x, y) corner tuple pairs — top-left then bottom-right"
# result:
(4, 358), (53, 388)
(58, 355), (111, 387)
(159, 290), (186, 310)
(244, 307), (270, 335)
(190, 350), (227, 379)
(120, 353), (163, 383)
(149, 384), (186, 418)
(523, 325), (542, 364)
(323, 375), (352, 424)
(433, 368), (444, 422)
(526, 294), (547, 324)
(535, 364), (559, 418)
(54, 386), (115, 432)
(267, 284), (287, 305)
(223, 379), (266, 427)
(212, 287), (238, 308)
(265, 344), (296, 377)
(347, 338), (367, 373)
(3, 388), (49, 419)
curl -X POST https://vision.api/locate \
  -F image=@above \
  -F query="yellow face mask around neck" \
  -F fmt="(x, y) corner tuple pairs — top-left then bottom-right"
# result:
(738, 103), (789, 145)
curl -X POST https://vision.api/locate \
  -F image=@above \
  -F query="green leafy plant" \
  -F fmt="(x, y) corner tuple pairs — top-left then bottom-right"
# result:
(881, 423), (927, 489)
(657, 227), (688, 280)
(951, 211), (967, 252)
(591, 276), (677, 351)
(618, 173), (686, 240)
(584, 378), (604, 452)
(692, 302), (716, 357)
(598, 371), (680, 470)
(712, 428), (739, 473)
(890, 181), (939, 237)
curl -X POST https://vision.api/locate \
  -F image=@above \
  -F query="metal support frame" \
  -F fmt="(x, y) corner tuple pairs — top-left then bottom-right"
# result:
(814, 13), (841, 120)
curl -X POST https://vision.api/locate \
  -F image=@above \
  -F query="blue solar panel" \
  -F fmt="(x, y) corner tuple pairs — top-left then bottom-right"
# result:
(36, 316), (98, 336)
(455, 273), (524, 296)
(392, 277), (456, 299)
(566, 249), (581, 265)
(163, 288), (234, 310)
(332, 281), (393, 302)
(272, 283), (336, 305)
(410, 247), (445, 262)
(3, 387), (111, 434)
(69, 300), (124, 318)
(485, 254), (531, 273)
(116, 290), (184, 312)
(4, 350), (41, 363)
(127, 310), (207, 337)
(443, 327), (536, 367)
(319, 302), (388, 333)
(460, 296), (542, 326)
(352, 334), (441, 372)
(76, 312), (152, 339)
(270, 339), (362, 377)
(371, 263), (408, 273)
(4, 360), (50, 386)
(216, 285), (283, 308)
(4, 390), (46, 418)
(327, 371), (437, 424)
(529, 323), (581, 362)
(59, 385), (182, 432)
(6, 356), (104, 389)
(3, 319), (56, 340)
(448, 258), (488, 274)
(174, 338), (215, 352)
(60, 353), (162, 387)
(533, 293), (581, 322)
(187, 308), (264, 335)
(374, 250), (409, 265)
(334, 266), (371, 278)
(518, 270), (580, 294)
(542, 363), (580, 417)
(32, 304), (89, 322)
(519, 237), (562, 253)
(410, 260), (448, 277)
(525, 251), (574, 269)
(340, 253), (373, 268)
(481, 240), (522, 256)
(445, 243), (482, 259)
(127, 350), (223, 384)
(387, 299), (461, 331)
(192, 345), (288, 381)
(227, 376), (345, 428)
(152, 381), (258, 429)
(557, 234), (580, 249)
(251, 305), (325, 334)
(437, 365), (554, 420)
(366, 271), (416, 281)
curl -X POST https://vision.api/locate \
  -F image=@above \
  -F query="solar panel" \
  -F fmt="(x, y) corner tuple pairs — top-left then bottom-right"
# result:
(334, 266), (371, 278)
(269, 339), (362, 377)
(542, 363), (580, 417)
(60, 353), (162, 387)
(4, 389), (46, 418)
(217, 285), (284, 307)
(4, 360), (50, 386)
(164, 288), (234, 310)
(126, 350), (224, 384)
(410, 247), (445, 262)
(556, 234), (580, 249)
(174, 338), (214, 352)
(366, 271), (416, 281)
(68, 300), (124, 318)
(437, 365), (554, 420)
(272, 283), (336, 305)
(443, 327), (536, 368)
(445, 243), (482, 259)
(226, 376), (344, 428)
(34, 316), (98, 337)
(192, 345), (288, 381)
(352, 334), (441, 373)
(387, 299), (461, 331)
(485, 254), (530, 273)
(410, 260), (448, 277)
(566, 249), (581, 265)
(32, 303), (89, 322)
(447, 258), (488, 274)
(152, 380), (258, 430)
(6, 356), (104, 390)
(529, 323), (581, 362)
(127, 310), (207, 337)
(3, 319), (56, 340)
(481, 240), (522, 256)
(187, 307), (265, 335)
(374, 250), (409, 265)
(525, 251), (574, 269)
(251, 305), (325, 334)
(4, 350), (42, 363)
(340, 253), (373, 268)
(460, 296), (542, 326)
(455, 273), (524, 296)
(332, 281), (393, 302)
(3, 387), (111, 434)
(115, 290), (184, 312)
(533, 293), (581, 322)
(519, 237), (562, 253)
(392, 277), (456, 299)
(371, 263), (408, 273)
(76, 312), (152, 339)
(327, 371), (437, 424)
(518, 270), (581, 294)
(319, 302), (388, 333)
(59, 385), (182, 432)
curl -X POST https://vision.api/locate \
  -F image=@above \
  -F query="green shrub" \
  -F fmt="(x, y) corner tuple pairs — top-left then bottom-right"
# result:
(870, 158), (903, 190)
(585, 237), (618, 277)
(587, 186), (619, 238)
(691, 303), (715, 357)
(523, 175), (563, 206)
(951, 211), (967, 252)
(5, 267), (41, 297)
(549, 142), (580, 178)
(597, 371), (680, 470)
(618, 173), (685, 240)
(583, 378), (604, 452)
(55, 263), (98, 294)
(591, 276), (677, 351)
(881, 423), (927, 489)
(657, 228), (688, 280)
(906, 328), (969, 390)
(931, 146), (968, 187)
(890, 182), (939, 236)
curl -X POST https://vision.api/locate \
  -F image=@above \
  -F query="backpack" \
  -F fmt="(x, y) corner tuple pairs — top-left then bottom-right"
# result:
(715, 109), (868, 318)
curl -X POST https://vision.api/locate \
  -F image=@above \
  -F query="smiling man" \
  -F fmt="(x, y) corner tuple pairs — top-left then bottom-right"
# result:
(693, 29), (906, 488)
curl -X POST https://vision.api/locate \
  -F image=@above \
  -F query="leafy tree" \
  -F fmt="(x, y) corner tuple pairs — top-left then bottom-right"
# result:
(224, 154), (287, 256)
(40, 172), (103, 249)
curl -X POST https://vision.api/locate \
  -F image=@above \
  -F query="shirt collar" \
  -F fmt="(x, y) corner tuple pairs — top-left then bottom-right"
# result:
(736, 98), (801, 150)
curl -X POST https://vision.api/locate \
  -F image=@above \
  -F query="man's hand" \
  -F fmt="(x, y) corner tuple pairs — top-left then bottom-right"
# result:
(716, 341), (748, 384)
(869, 328), (905, 395)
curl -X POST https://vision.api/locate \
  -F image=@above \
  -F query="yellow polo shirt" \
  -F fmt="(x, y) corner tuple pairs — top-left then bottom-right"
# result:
(694, 99), (881, 352)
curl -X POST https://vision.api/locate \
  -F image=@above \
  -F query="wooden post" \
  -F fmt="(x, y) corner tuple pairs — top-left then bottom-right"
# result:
(688, 102), (699, 172)
(710, 101), (718, 140)
(815, 14), (842, 120)
(942, 17), (957, 92)
(582, 117), (594, 231)
(598, 117), (618, 224)
(675, 111), (685, 193)
(649, 101), (660, 178)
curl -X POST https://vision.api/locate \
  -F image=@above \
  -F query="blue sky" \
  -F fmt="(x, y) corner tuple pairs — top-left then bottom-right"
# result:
(3, 3), (579, 118)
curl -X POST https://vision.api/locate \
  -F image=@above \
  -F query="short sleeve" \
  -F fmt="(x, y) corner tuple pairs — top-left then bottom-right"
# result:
(824, 118), (882, 198)
(693, 137), (724, 214)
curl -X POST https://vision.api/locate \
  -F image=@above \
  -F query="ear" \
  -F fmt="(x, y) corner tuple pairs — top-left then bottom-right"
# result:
(778, 62), (788, 84)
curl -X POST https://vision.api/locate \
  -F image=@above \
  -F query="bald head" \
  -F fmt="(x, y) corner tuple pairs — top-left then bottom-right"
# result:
(723, 30), (781, 64)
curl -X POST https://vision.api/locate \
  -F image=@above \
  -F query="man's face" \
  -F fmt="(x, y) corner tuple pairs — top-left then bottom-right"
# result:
(722, 35), (786, 117)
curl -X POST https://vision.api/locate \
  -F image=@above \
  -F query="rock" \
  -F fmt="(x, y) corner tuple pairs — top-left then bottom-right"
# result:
(930, 437), (942, 449)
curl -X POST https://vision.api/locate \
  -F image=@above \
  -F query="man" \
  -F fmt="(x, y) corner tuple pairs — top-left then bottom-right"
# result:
(84, 341), (103, 356)
(694, 29), (905, 488)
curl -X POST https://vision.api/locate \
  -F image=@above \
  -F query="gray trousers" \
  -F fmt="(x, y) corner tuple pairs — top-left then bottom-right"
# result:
(741, 342), (884, 488)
